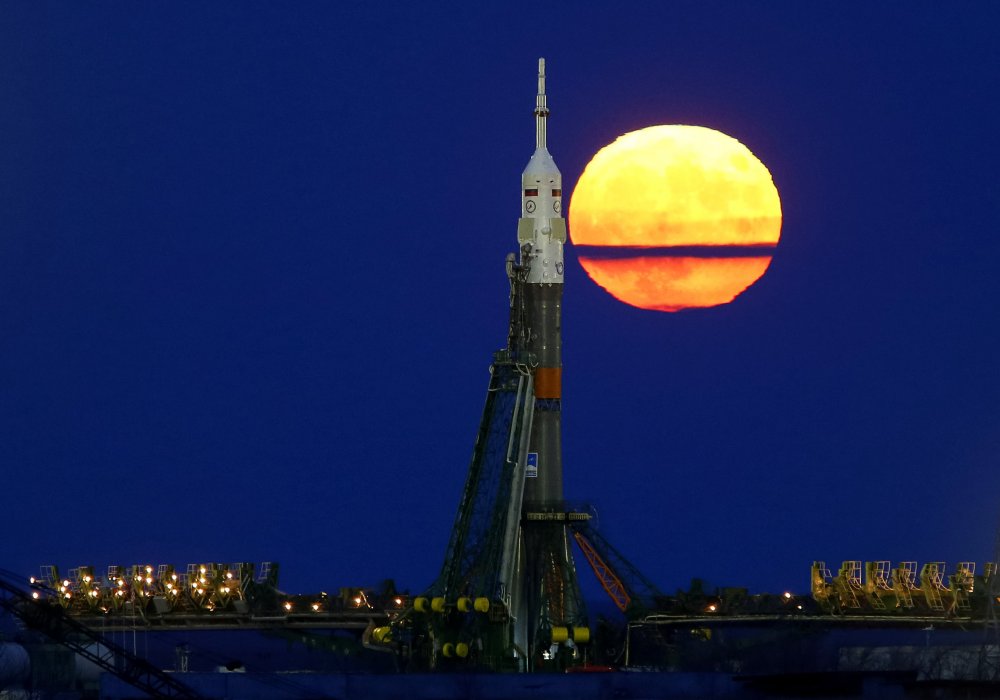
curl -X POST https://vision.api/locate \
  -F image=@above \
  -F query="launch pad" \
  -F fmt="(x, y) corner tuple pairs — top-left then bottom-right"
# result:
(5, 60), (1000, 700)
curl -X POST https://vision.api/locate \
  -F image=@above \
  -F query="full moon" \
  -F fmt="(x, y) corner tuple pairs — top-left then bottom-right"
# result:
(569, 125), (781, 312)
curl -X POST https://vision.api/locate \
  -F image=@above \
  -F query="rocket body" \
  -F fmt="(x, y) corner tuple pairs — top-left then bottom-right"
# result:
(518, 59), (566, 506)
(510, 59), (584, 668)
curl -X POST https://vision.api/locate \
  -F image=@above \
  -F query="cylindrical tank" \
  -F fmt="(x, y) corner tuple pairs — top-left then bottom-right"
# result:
(74, 644), (113, 685)
(0, 643), (31, 688)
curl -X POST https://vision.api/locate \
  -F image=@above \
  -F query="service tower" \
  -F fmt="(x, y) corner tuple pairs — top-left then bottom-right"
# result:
(508, 58), (587, 665)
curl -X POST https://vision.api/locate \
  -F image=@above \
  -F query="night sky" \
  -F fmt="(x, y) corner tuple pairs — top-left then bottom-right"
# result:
(2, 3), (999, 603)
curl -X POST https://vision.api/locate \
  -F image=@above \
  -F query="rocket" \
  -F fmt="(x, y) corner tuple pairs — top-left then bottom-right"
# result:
(509, 59), (584, 667)
(412, 58), (584, 671)
(518, 57), (567, 507)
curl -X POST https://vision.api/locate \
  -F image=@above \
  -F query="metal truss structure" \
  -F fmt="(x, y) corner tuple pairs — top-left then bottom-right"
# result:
(0, 569), (203, 699)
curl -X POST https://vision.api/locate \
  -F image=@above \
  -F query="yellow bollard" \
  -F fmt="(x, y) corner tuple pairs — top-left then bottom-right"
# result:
(431, 597), (446, 613)
(474, 597), (490, 613)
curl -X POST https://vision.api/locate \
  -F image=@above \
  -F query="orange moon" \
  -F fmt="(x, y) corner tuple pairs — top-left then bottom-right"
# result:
(569, 125), (781, 311)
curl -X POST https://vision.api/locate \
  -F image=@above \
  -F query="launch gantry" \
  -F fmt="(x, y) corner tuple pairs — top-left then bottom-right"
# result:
(390, 59), (588, 672)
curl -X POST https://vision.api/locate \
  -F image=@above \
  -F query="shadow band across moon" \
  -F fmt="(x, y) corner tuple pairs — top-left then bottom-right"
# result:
(572, 244), (778, 260)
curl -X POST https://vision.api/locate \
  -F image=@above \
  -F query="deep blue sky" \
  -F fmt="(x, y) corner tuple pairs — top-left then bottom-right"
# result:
(2, 3), (999, 601)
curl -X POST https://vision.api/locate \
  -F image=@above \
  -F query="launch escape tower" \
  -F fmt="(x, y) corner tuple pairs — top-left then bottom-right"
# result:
(410, 59), (589, 671)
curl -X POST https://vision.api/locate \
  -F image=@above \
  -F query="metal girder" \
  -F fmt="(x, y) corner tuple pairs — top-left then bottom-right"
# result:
(573, 531), (630, 612)
(569, 523), (664, 617)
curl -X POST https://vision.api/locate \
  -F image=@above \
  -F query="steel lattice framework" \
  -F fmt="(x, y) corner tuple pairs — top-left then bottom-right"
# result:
(0, 570), (203, 699)
(431, 353), (534, 604)
(569, 523), (665, 618)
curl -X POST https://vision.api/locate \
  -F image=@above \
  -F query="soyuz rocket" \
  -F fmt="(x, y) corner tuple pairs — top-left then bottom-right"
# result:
(410, 58), (585, 669)
(509, 59), (584, 660)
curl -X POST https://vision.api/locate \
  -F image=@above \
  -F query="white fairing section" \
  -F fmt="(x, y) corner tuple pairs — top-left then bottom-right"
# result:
(520, 147), (565, 285)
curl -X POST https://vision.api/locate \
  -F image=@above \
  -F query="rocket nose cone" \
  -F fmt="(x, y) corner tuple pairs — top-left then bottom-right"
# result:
(522, 148), (561, 181)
